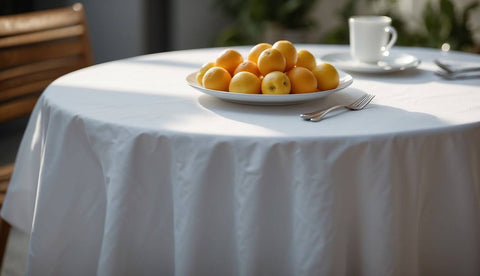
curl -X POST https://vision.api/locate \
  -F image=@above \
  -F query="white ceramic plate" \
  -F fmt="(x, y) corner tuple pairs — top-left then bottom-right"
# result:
(320, 52), (421, 73)
(186, 70), (353, 105)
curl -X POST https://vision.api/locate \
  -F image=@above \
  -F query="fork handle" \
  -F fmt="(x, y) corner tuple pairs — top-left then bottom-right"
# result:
(448, 67), (480, 74)
(308, 105), (347, 122)
(435, 60), (480, 74)
(300, 104), (346, 120)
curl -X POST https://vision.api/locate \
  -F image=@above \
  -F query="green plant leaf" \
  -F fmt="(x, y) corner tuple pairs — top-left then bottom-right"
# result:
(439, 0), (455, 22)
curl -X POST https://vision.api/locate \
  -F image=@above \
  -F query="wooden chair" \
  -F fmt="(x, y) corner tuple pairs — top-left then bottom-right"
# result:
(0, 3), (94, 268)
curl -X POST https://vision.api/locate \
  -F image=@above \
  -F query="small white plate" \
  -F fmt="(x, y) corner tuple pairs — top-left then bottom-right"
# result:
(320, 52), (421, 73)
(186, 70), (353, 105)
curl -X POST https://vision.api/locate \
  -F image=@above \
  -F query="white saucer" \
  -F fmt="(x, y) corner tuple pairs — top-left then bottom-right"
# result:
(320, 52), (421, 73)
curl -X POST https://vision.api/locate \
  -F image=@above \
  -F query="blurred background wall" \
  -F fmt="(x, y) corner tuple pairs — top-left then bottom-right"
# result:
(0, 0), (230, 63)
(33, 0), (171, 63)
(1, 0), (479, 63)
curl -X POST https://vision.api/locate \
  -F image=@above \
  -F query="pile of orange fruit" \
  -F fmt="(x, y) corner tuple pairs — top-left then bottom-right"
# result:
(196, 40), (340, 95)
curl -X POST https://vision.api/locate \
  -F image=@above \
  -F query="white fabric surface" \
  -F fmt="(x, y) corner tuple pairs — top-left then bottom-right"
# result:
(2, 45), (480, 276)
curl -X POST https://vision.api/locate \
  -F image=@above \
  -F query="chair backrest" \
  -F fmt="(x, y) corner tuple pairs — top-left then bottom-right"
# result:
(0, 3), (94, 124)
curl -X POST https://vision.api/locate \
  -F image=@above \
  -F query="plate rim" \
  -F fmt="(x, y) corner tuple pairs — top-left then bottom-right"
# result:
(320, 51), (421, 73)
(186, 70), (353, 105)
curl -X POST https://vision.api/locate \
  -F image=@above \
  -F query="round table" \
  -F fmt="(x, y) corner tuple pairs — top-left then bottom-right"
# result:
(3, 45), (480, 276)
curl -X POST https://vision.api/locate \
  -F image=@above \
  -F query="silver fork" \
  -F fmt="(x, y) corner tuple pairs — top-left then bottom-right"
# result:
(434, 59), (480, 74)
(300, 94), (375, 122)
(435, 70), (480, 80)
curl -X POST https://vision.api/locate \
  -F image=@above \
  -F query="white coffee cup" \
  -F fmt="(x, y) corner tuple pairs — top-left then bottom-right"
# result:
(349, 16), (397, 63)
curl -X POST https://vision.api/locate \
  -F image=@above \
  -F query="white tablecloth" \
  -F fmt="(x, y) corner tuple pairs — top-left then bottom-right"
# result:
(2, 45), (480, 276)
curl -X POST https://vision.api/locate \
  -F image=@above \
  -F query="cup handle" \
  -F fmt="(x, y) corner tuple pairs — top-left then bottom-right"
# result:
(382, 26), (397, 52)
